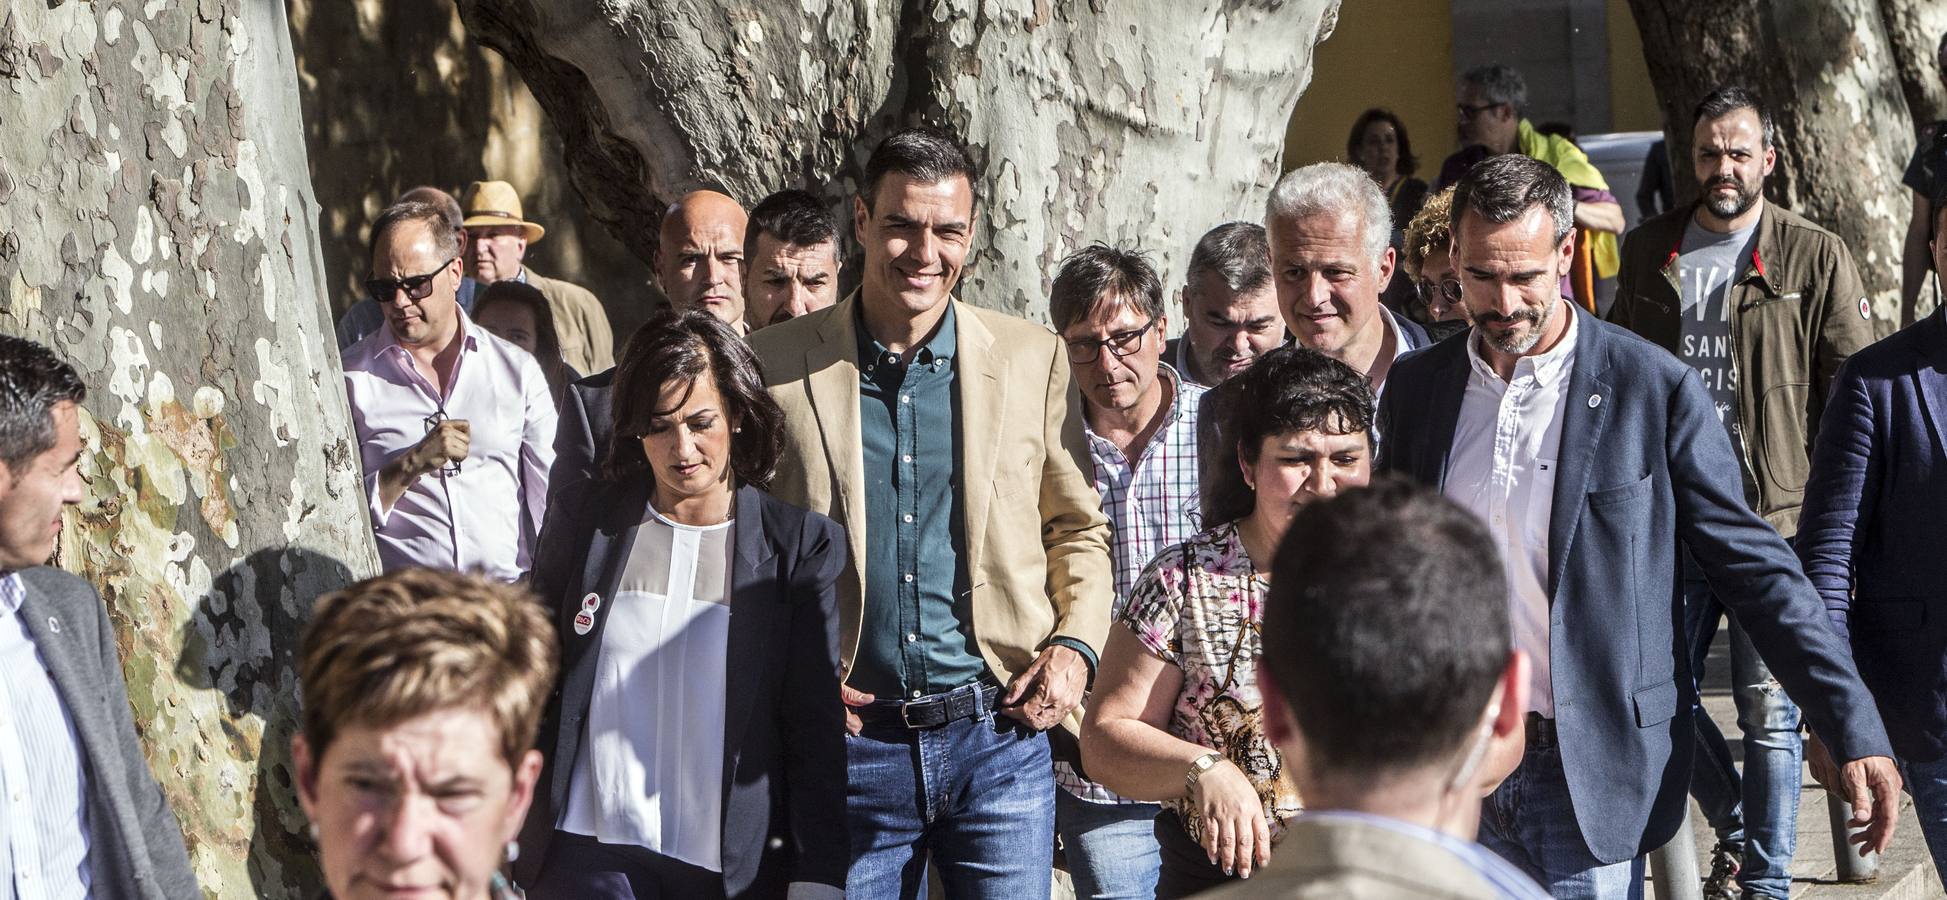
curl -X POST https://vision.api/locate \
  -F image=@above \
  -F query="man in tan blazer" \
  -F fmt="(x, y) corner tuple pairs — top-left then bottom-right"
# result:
(460, 180), (616, 374)
(1203, 480), (1545, 900)
(748, 127), (1111, 900)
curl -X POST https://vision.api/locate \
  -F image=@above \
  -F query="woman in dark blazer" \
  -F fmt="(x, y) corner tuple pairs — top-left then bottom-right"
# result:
(517, 310), (849, 900)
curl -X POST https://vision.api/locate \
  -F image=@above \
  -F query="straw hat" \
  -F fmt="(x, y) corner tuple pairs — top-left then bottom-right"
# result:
(459, 181), (547, 242)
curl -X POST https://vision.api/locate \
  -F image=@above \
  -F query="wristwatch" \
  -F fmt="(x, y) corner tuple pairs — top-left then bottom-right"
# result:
(1185, 750), (1224, 795)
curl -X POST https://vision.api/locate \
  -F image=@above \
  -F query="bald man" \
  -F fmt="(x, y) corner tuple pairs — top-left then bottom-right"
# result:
(656, 190), (749, 327)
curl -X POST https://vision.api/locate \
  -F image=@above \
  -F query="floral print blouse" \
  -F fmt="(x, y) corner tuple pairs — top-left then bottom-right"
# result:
(1119, 522), (1301, 845)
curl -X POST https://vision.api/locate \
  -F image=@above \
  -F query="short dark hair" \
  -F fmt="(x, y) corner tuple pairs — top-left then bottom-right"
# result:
(1048, 243), (1165, 332)
(1346, 108), (1419, 178)
(0, 335), (85, 477)
(1693, 85), (1776, 150)
(1209, 346), (1374, 525)
(473, 280), (568, 400)
(860, 126), (979, 212)
(1260, 476), (1510, 780)
(1183, 222), (1272, 303)
(1450, 153), (1575, 246)
(369, 199), (462, 261)
(605, 310), (785, 487)
(745, 189), (840, 262)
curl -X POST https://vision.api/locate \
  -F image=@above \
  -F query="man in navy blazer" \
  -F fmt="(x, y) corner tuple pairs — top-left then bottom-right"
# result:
(1797, 196), (1947, 878)
(1376, 154), (1899, 898)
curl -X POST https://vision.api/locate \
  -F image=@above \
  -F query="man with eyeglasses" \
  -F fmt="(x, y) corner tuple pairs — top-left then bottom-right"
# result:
(341, 199), (558, 580)
(1437, 64), (1625, 309)
(1046, 243), (1204, 899)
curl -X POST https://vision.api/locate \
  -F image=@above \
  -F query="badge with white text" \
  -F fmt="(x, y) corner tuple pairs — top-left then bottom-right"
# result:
(574, 592), (602, 636)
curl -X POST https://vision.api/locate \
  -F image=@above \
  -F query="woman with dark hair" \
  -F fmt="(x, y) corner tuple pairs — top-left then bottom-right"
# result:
(518, 309), (849, 900)
(1082, 346), (1375, 897)
(474, 280), (577, 409)
(1347, 107), (1430, 228)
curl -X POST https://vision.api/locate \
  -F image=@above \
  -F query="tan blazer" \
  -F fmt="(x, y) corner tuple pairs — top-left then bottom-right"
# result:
(748, 293), (1112, 731)
(526, 266), (616, 374)
(1198, 815), (1529, 900)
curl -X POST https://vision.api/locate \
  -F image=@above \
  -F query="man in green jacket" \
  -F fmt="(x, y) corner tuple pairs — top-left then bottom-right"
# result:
(1607, 86), (1880, 900)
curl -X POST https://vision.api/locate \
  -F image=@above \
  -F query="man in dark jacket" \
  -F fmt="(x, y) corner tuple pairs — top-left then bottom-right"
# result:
(1380, 153), (1898, 900)
(1198, 162), (1430, 522)
(1607, 86), (1879, 900)
(1797, 194), (1947, 884)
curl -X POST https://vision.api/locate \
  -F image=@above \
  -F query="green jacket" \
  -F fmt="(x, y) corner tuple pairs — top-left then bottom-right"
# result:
(1607, 201), (1880, 537)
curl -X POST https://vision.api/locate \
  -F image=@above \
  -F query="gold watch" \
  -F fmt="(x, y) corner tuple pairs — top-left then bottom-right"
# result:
(1185, 750), (1224, 795)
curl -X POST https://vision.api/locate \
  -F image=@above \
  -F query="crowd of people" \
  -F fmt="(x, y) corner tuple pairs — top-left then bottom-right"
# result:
(9, 49), (1947, 900)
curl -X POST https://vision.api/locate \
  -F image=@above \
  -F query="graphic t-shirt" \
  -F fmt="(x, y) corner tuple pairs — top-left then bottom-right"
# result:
(1677, 217), (1758, 467)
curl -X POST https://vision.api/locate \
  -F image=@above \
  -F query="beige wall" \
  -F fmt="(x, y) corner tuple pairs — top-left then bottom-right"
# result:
(1606, 0), (1663, 134)
(1284, 0), (1660, 173)
(1284, 0), (1456, 176)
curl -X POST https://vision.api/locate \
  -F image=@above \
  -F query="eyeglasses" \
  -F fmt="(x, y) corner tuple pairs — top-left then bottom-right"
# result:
(1065, 317), (1159, 364)
(1456, 102), (1506, 118)
(366, 257), (457, 306)
(1417, 277), (1462, 311)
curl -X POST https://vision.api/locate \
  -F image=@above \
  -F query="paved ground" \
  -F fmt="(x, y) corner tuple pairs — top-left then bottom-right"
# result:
(1643, 620), (1942, 899)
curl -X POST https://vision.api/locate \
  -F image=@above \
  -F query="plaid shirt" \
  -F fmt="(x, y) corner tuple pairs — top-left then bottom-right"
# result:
(1060, 364), (1206, 804)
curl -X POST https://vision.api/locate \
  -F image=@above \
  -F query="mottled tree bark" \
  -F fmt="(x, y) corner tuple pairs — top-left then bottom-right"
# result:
(456, 0), (1345, 318)
(1627, 0), (1913, 324)
(1881, 0), (1947, 130)
(0, 1), (378, 897)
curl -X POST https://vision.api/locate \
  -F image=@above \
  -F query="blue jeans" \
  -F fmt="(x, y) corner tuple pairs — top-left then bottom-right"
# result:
(1900, 754), (1947, 882)
(1480, 741), (1646, 899)
(1686, 579), (1802, 899)
(1054, 789), (1160, 899)
(846, 704), (1055, 900)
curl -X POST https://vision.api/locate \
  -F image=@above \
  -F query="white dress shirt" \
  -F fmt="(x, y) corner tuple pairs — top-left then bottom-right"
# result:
(0, 572), (91, 898)
(561, 508), (733, 872)
(1443, 309), (1579, 717)
(342, 311), (557, 581)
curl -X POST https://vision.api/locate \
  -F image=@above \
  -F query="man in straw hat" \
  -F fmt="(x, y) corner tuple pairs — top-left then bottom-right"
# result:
(461, 180), (616, 374)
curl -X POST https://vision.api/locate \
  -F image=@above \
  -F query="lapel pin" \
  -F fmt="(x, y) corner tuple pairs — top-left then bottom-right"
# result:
(46, 616), (60, 634)
(1588, 394), (1602, 409)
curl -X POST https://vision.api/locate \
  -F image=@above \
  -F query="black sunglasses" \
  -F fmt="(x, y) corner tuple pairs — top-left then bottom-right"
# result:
(1417, 277), (1462, 309)
(1065, 317), (1159, 365)
(366, 257), (457, 306)
(1456, 102), (1506, 118)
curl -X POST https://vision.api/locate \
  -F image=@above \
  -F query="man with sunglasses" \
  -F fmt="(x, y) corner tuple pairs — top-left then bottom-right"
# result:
(1046, 244), (1205, 899)
(342, 199), (558, 581)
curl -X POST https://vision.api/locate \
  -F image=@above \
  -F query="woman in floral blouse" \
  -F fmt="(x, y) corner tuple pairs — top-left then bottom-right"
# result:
(1082, 346), (1376, 898)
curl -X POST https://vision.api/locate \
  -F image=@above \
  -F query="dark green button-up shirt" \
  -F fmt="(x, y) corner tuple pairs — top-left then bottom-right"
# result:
(849, 305), (987, 699)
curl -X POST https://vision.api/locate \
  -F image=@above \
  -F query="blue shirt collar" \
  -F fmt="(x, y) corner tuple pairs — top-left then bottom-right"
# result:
(856, 301), (958, 375)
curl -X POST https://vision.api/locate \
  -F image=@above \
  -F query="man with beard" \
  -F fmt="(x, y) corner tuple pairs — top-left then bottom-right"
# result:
(1377, 153), (1898, 900)
(1607, 86), (1877, 900)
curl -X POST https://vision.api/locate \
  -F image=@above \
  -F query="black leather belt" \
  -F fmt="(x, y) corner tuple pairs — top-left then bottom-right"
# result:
(1525, 712), (1559, 750)
(859, 681), (998, 729)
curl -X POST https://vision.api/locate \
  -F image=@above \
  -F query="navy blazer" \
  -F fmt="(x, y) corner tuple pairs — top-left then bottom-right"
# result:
(545, 366), (615, 507)
(1376, 306), (1891, 864)
(515, 480), (849, 897)
(1797, 308), (1947, 762)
